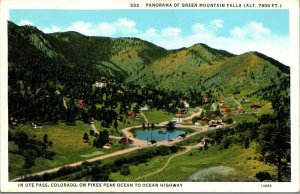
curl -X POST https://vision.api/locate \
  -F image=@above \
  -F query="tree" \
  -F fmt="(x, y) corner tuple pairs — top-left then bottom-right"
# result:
(142, 123), (146, 130)
(83, 133), (89, 142)
(257, 121), (290, 182)
(43, 134), (49, 144)
(23, 149), (38, 169)
(243, 138), (250, 149)
(89, 129), (94, 136)
(48, 140), (53, 147)
(166, 121), (175, 131)
(93, 130), (109, 148)
(114, 119), (118, 130)
(151, 123), (155, 129)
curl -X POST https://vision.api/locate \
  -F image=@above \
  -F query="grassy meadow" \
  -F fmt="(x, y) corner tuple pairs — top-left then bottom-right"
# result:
(142, 109), (174, 124)
(8, 121), (131, 179)
(109, 143), (274, 181)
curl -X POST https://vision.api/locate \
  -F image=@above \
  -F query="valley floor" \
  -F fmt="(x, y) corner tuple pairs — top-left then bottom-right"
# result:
(9, 96), (274, 181)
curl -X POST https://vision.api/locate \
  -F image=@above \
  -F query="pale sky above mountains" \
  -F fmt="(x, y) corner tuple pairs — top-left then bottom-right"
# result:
(10, 9), (289, 65)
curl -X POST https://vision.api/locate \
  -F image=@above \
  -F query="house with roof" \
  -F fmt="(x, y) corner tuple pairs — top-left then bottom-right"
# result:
(139, 105), (149, 111)
(176, 108), (188, 117)
(76, 99), (85, 109)
(218, 99), (225, 106)
(119, 137), (133, 145)
(95, 81), (107, 88)
(250, 104), (262, 109)
(183, 101), (190, 109)
(10, 118), (18, 126)
(237, 107), (245, 114)
(202, 117), (211, 121)
(103, 140), (113, 149)
(220, 104), (231, 114)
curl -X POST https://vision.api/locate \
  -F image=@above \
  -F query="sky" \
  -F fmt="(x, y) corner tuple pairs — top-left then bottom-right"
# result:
(10, 9), (289, 65)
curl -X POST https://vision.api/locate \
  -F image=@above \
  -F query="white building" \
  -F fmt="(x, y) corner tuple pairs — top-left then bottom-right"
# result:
(139, 105), (149, 111)
(171, 118), (182, 124)
(95, 81), (107, 88)
(183, 101), (190, 109)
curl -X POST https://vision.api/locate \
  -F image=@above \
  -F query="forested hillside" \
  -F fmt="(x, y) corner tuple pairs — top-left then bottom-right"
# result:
(8, 21), (290, 125)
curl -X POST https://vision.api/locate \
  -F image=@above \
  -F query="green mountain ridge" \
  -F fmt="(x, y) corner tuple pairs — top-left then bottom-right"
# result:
(8, 21), (289, 95)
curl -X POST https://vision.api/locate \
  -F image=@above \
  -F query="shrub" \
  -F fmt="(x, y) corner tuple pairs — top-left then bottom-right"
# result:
(220, 136), (232, 149)
(45, 150), (56, 160)
(91, 166), (109, 181)
(243, 138), (250, 149)
(120, 165), (131, 176)
(226, 118), (233, 124)
(42, 172), (52, 181)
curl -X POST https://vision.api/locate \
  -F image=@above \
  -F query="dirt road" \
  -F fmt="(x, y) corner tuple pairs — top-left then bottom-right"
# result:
(12, 146), (142, 181)
(134, 142), (204, 181)
(182, 108), (203, 122)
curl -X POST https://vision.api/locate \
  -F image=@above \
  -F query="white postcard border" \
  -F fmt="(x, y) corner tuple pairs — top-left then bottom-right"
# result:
(0, 0), (299, 192)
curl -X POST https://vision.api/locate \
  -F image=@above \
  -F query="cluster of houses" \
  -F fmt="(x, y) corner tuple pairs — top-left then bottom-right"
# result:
(218, 100), (232, 115)
(208, 119), (225, 129)
(199, 117), (227, 129)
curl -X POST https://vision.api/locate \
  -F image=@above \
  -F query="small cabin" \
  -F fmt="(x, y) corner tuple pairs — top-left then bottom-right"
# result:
(95, 81), (107, 88)
(119, 137), (133, 145)
(76, 99), (85, 109)
(103, 140), (113, 149)
(32, 122), (43, 129)
(148, 140), (157, 146)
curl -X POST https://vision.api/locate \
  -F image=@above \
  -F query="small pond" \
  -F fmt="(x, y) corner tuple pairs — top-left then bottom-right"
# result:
(134, 129), (186, 141)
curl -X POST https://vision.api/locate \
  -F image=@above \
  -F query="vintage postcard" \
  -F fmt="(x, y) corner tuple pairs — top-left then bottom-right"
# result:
(0, 0), (299, 192)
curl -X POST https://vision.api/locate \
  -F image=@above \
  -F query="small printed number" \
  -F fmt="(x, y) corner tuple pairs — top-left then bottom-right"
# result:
(261, 184), (272, 188)
(130, 3), (139, 7)
(259, 4), (270, 7)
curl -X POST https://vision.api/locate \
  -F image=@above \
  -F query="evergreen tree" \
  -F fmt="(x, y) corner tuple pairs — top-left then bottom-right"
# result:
(93, 130), (109, 148)
(83, 133), (89, 142)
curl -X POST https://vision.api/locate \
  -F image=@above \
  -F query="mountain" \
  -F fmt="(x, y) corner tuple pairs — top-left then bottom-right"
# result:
(8, 21), (289, 96)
